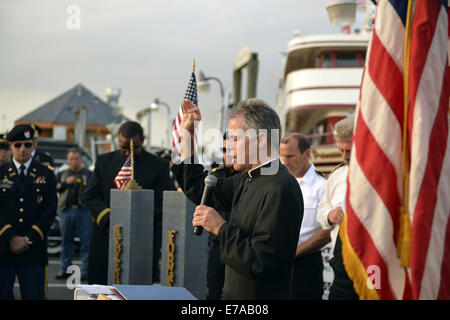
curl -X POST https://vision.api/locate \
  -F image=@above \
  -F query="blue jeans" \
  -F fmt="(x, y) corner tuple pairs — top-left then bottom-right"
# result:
(60, 207), (93, 276)
(0, 265), (45, 300)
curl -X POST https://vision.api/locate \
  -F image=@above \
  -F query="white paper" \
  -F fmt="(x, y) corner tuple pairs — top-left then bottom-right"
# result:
(76, 284), (116, 295)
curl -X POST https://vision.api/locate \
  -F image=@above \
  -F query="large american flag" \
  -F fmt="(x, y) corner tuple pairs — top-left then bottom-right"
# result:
(342, 0), (449, 300)
(172, 67), (199, 158)
(114, 155), (132, 189)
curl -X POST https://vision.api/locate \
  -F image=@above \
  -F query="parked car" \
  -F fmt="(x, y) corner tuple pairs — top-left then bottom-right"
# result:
(36, 139), (92, 255)
(36, 139), (93, 173)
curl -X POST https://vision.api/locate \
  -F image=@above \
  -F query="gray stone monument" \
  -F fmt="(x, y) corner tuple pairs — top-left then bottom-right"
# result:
(108, 189), (154, 285)
(161, 191), (209, 300)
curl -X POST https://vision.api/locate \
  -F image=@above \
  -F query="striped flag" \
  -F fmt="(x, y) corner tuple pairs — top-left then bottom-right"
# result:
(172, 64), (199, 158)
(341, 0), (449, 300)
(114, 155), (132, 189)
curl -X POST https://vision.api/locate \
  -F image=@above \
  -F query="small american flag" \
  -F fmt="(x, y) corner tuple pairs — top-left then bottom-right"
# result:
(114, 155), (132, 189)
(172, 62), (199, 157)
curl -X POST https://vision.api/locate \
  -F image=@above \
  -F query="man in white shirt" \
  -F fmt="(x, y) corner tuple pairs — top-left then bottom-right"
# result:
(281, 133), (330, 300)
(316, 164), (348, 254)
(316, 116), (358, 300)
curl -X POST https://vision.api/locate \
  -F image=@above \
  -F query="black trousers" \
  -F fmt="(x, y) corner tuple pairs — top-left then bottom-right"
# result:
(289, 250), (324, 300)
(0, 265), (46, 300)
(328, 236), (358, 300)
(88, 224), (108, 285)
(206, 241), (225, 300)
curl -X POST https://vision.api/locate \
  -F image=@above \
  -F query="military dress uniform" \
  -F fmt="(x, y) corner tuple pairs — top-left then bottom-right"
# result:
(33, 150), (55, 168)
(0, 158), (57, 299)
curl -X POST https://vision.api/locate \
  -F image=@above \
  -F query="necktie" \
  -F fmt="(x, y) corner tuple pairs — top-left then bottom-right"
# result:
(19, 165), (26, 183)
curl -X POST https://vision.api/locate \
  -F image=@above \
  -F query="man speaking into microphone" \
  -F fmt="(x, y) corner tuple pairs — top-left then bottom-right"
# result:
(172, 98), (303, 300)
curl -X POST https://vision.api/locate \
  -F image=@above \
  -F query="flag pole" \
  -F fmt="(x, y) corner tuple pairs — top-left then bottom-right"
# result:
(130, 139), (134, 180)
(397, 0), (413, 268)
(123, 138), (142, 190)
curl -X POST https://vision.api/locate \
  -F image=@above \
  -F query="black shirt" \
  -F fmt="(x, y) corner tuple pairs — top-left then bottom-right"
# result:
(172, 157), (304, 300)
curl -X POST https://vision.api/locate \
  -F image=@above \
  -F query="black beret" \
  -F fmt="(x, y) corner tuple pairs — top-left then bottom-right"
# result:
(0, 133), (8, 147)
(7, 124), (35, 142)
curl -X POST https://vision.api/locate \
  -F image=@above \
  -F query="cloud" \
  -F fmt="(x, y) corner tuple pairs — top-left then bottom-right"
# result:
(0, 0), (341, 136)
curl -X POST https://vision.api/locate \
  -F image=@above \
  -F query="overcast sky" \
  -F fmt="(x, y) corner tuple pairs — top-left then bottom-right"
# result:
(0, 0), (355, 140)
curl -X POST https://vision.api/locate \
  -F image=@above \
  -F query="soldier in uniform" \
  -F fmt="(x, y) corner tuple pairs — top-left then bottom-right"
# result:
(0, 133), (11, 165)
(85, 121), (175, 285)
(0, 124), (57, 300)
(30, 124), (55, 168)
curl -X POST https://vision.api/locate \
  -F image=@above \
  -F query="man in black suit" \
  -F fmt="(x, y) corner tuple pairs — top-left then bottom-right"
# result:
(172, 98), (303, 300)
(85, 121), (175, 285)
(0, 124), (57, 299)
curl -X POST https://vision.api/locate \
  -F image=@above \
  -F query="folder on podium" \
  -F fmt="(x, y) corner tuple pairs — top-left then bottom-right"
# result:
(74, 284), (197, 300)
(113, 285), (197, 300)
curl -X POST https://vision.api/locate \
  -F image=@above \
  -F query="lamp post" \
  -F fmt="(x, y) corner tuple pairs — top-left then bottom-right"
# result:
(136, 104), (159, 150)
(150, 98), (172, 149)
(197, 70), (226, 134)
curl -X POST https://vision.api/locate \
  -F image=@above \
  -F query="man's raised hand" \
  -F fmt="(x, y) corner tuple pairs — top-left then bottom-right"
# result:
(181, 99), (201, 135)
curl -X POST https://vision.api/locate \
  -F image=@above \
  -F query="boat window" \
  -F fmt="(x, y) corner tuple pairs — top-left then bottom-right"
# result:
(316, 51), (366, 68)
(359, 51), (366, 66)
(336, 52), (359, 67)
(307, 121), (327, 147)
(322, 52), (333, 68)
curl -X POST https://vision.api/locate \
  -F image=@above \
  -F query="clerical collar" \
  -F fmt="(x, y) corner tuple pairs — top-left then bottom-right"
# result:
(247, 158), (278, 178)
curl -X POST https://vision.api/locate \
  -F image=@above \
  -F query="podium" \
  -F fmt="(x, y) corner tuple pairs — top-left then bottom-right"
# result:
(160, 191), (208, 300)
(114, 284), (197, 300)
(107, 189), (154, 285)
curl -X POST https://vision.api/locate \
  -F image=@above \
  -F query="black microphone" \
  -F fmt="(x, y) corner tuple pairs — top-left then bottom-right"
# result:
(194, 175), (218, 236)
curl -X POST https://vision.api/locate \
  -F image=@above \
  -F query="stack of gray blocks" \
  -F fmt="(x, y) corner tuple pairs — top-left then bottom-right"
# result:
(160, 191), (208, 300)
(108, 189), (154, 285)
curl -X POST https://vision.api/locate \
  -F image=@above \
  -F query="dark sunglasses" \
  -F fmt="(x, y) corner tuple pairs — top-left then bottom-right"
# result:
(13, 142), (33, 149)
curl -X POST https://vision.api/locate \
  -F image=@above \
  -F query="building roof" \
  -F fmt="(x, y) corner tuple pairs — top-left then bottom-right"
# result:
(16, 83), (127, 125)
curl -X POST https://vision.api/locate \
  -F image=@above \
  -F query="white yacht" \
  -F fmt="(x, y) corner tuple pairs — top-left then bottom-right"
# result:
(277, 32), (369, 173)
